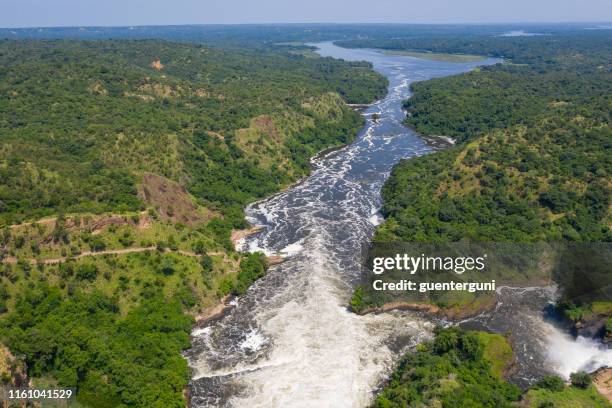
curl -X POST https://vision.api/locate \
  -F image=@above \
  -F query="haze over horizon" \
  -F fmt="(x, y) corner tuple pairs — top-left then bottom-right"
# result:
(3, 0), (612, 29)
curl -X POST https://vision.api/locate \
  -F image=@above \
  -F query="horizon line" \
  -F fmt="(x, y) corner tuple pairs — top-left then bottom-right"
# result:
(2, 21), (612, 31)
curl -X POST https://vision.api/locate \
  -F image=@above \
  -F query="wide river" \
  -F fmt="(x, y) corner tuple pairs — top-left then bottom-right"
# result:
(186, 42), (612, 407)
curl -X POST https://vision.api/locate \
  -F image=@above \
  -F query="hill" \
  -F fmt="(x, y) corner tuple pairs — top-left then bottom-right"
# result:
(347, 32), (611, 332)
(0, 39), (387, 406)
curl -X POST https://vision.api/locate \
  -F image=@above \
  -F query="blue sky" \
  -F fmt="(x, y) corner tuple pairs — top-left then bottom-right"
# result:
(3, 0), (612, 28)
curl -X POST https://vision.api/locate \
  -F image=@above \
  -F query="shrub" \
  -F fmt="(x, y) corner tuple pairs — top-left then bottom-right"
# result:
(75, 264), (98, 281)
(200, 254), (213, 273)
(570, 371), (592, 389)
(192, 241), (206, 255)
(534, 375), (565, 392)
(89, 236), (106, 252)
(350, 286), (364, 312)
(159, 258), (176, 276)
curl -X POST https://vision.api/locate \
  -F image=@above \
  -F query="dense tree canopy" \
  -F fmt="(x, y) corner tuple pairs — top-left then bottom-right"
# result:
(368, 33), (611, 243)
(0, 38), (387, 406)
(0, 39), (387, 226)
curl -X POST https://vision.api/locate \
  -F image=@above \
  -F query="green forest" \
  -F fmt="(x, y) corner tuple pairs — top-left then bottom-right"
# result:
(0, 39), (387, 226)
(373, 327), (611, 408)
(349, 31), (611, 313)
(1, 25), (611, 407)
(364, 33), (612, 243)
(343, 29), (612, 408)
(0, 39), (387, 406)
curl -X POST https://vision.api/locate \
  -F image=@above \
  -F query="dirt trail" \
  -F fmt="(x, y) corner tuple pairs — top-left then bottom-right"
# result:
(0, 246), (227, 265)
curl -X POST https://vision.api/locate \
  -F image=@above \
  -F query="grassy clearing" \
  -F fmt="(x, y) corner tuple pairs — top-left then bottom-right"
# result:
(382, 50), (486, 62)
(524, 385), (612, 408)
(474, 331), (514, 379)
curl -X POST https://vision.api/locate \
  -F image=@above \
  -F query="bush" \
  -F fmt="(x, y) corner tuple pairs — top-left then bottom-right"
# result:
(433, 326), (460, 354)
(570, 371), (591, 389)
(218, 277), (233, 296)
(200, 254), (213, 273)
(233, 253), (266, 295)
(534, 375), (565, 392)
(88, 236), (106, 252)
(350, 286), (364, 312)
(75, 264), (98, 281)
(192, 241), (206, 255)
(158, 258), (176, 276)
(167, 236), (178, 251)
(156, 241), (167, 251)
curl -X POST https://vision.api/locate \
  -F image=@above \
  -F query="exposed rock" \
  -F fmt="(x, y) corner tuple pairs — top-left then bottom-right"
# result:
(231, 226), (263, 248)
(592, 367), (612, 402)
(574, 317), (607, 339)
(0, 343), (28, 387)
(193, 295), (233, 325)
(150, 59), (164, 70)
(265, 255), (285, 266)
(252, 115), (282, 142)
(357, 301), (441, 315)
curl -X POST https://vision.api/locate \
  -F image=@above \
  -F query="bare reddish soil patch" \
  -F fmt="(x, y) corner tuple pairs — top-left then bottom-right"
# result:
(253, 115), (281, 142)
(138, 172), (213, 226)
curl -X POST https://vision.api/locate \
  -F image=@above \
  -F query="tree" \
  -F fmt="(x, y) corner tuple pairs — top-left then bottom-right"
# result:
(159, 258), (176, 276)
(534, 375), (565, 392)
(570, 371), (591, 389)
(75, 264), (98, 281)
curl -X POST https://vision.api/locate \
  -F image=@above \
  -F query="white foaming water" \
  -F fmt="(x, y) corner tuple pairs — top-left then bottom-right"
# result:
(244, 237), (274, 256)
(227, 235), (433, 407)
(279, 240), (305, 257)
(239, 329), (268, 353)
(191, 326), (212, 337)
(368, 207), (384, 226)
(187, 42), (503, 407)
(545, 327), (612, 378)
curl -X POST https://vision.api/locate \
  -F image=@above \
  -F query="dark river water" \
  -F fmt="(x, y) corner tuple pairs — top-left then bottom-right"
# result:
(186, 42), (611, 407)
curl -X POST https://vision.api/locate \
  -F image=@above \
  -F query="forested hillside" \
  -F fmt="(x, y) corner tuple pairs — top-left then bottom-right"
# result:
(335, 31), (612, 408)
(348, 32), (611, 376)
(0, 39), (386, 406)
(351, 33), (612, 243)
(0, 39), (386, 226)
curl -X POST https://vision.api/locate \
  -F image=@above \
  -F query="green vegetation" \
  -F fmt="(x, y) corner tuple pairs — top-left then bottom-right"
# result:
(0, 245), (266, 406)
(473, 331), (514, 379)
(372, 327), (521, 408)
(2, 288), (191, 407)
(373, 327), (612, 408)
(345, 32), (612, 406)
(525, 374), (610, 408)
(379, 39), (611, 242)
(0, 38), (386, 406)
(341, 29), (612, 408)
(382, 50), (486, 62)
(217, 252), (266, 296)
(350, 31), (611, 320)
(0, 39), (386, 227)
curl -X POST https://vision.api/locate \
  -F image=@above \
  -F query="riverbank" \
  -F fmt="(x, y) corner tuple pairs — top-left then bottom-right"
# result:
(353, 294), (498, 321)
(186, 41), (510, 406)
(381, 50), (487, 62)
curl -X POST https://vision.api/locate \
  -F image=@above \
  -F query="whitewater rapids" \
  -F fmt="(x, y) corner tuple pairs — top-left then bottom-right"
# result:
(185, 42), (610, 407)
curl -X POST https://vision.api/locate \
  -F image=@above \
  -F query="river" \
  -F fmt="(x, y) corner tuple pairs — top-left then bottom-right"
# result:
(186, 42), (611, 407)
